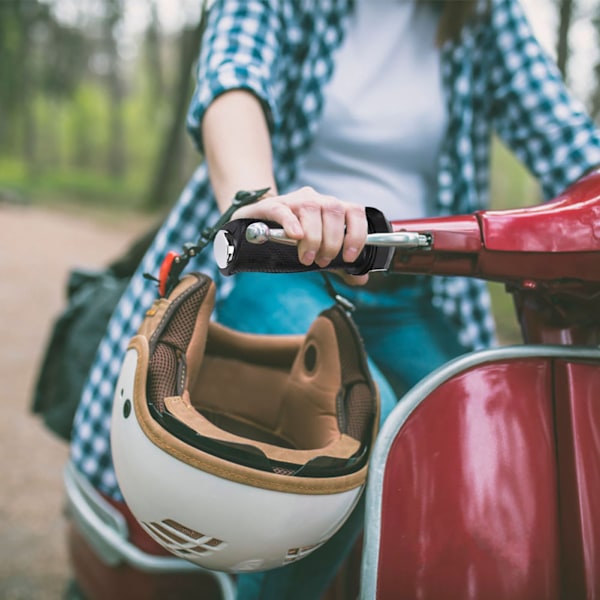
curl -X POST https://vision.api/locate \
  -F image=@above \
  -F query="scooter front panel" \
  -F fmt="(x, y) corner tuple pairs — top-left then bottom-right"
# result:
(362, 346), (600, 600)
(376, 358), (559, 599)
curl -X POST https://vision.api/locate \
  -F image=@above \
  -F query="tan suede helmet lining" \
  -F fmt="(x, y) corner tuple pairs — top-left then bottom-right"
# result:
(130, 273), (379, 494)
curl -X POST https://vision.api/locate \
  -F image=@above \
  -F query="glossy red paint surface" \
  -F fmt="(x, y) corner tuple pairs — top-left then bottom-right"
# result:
(391, 214), (482, 253)
(388, 171), (600, 284)
(554, 361), (600, 598)
(373, 173), (600, 598)
(479, 172), (600, 253)
(377, 360), (561, 600)
(375, 356), (600, 599)
(389, 215), (482, 278)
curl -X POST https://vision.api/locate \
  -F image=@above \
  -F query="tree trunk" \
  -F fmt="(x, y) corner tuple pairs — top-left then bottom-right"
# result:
(556, 0), (575, 80)
(22, 90), (38, 176)
(590, 9), (600, 121)
(145, 17), (205, 210)
(145, 0), (164, 116)
(105, 0), (126, 179)
(107, 68), (126, 179)
(14, 1), (38, 175)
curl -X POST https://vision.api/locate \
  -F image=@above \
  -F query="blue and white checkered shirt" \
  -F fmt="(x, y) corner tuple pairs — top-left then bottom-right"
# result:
(71, 0), (600, 499)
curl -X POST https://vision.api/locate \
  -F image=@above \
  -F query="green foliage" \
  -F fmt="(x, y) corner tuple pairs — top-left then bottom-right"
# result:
(63, 83), (111, 169)
(122, 88), (165, 186)
(487, 137), (541, 344)
(0, 0), (180, 209)
(489, 282), (522, 345)
(0, 75), (178, 210)
(489, 137), (541, 209)
(0, 0), (50, 110)
(0, 156), (145, 209)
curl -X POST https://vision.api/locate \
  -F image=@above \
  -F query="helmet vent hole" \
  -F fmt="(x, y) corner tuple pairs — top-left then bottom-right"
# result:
(143, 520), (226, 558)
(123, 399), (131, 419)
(303, 344), (317, 373)
(284, 543), (321, 563)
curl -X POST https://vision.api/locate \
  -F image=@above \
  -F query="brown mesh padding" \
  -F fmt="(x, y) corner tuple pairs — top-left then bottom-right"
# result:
(344, 382), (376, 442)
(272, 466), (295, 476)
(147, 279), (209, 412)
(326, 306), (376, 444)
(146, 343), (179, 412)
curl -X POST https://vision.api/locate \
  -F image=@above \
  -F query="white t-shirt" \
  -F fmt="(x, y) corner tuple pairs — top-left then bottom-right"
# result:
(295, 0), (447, 219)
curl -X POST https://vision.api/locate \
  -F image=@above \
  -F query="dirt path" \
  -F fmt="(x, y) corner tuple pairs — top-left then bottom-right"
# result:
(0, 202), (154, 599)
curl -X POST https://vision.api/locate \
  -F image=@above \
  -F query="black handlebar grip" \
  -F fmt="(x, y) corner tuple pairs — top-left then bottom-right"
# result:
(215, 207), (393, 276)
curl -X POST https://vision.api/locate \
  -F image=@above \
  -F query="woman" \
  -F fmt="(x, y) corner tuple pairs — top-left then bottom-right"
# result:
(71, 0), (600, 597)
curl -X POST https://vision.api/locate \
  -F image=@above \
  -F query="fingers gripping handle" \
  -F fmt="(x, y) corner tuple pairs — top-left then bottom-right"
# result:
(214, 207), (393, 276)
(215, 219), (372, 275)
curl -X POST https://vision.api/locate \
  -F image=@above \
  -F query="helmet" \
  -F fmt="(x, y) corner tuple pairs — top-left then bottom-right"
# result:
(110, 272), (379, 573)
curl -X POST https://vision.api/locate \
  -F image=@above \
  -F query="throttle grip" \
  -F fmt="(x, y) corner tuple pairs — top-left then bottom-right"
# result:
(214, 207), (393, 276)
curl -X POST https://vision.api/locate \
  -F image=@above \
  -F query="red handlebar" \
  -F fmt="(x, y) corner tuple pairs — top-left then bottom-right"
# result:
(389, 170), (600, 286)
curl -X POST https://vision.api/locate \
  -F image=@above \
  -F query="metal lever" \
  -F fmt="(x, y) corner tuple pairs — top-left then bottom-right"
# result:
(245, 222), (432, 249)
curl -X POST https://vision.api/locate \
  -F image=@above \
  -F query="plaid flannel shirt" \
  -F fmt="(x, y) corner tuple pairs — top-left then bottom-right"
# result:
(72, 0), (600, 499)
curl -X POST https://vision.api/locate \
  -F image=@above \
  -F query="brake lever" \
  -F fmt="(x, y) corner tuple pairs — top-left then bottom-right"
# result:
(244, 222), (432, 249)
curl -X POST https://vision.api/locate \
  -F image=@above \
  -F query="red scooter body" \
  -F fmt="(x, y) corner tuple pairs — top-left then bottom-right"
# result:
(387, 172), (600, 284)
(361, 171), (600, 599)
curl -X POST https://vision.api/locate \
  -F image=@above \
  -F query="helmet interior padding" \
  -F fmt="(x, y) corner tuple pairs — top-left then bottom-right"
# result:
(142, 273), (378, 479)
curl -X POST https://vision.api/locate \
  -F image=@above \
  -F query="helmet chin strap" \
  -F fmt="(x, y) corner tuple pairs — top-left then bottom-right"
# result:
(144, 188), (271, 297)
(320, 272), (356, 314)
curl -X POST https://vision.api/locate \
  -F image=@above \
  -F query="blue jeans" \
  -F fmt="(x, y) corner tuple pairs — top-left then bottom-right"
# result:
(216, 271), (466, 600)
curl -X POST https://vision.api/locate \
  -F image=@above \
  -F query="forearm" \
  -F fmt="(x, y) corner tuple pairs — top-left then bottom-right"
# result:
(201, 89), (367, 272)
(201, 89), (278, 212)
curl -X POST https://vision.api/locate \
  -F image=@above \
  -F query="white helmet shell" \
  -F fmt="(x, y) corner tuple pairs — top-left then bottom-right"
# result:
(111, 273), (378, 572)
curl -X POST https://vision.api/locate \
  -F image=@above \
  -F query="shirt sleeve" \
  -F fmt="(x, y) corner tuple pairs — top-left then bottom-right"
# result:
(186, 0), (283, 153)
(486, 0), (600, 200)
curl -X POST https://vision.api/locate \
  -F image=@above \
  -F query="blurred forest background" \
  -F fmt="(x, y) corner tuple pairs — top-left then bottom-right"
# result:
(1, 0), (600, 339)
(0, 0), (205, 215)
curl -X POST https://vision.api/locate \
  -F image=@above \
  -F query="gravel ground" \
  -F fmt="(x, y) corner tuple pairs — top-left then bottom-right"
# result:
(0, 202), (152, 600)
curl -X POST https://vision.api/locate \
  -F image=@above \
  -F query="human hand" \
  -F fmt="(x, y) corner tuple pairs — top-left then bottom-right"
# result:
(231, 186), (369, 271)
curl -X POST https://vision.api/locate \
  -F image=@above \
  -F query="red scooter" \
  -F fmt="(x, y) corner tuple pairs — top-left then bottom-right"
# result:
(358, 173), (600, 599)
(64, 171), (600, 599)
